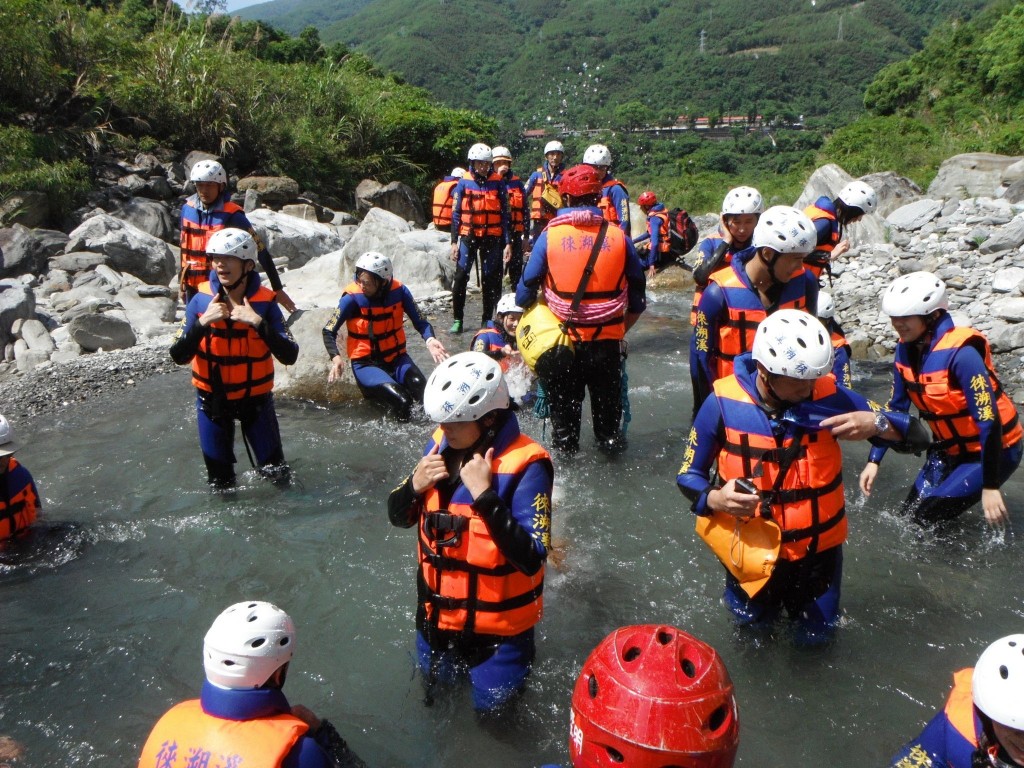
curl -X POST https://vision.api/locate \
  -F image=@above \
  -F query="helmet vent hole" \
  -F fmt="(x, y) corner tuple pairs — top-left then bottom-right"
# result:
(249, 638), (266, 649)
(681, 658), (697, 678)
(708, 704), (729, 732)
(1000, 664), (1009, 679)
(623, 646), (642, 662)
(468, 394), (482, 405)
(797, 338), (807, 348)
(588, 675), (599, 698)
(656, 630), (673, 645)
(279, 637), (290, 647)
(223, 660), (236, 667)
(604, 746), (625, 763)
(441, 382), (452, 391)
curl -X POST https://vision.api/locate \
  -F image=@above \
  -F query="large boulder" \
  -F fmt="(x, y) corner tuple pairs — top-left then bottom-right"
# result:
(793, 164), (887, 246)
(355, 180), (426, 226)
(280, 250), (346, 309)
(236, 176), (300, 208)
(0, 225), (69, 278)
(927, 153), (1024, 199)
(979, 215), (1024, 254)
(858, 172), (924, 218)
(273, 307), (358, 402)
(68, 312), (137, 351)
(0, 191), (50, 229)
(0, 280), (35, 348)
(19, 318), (55, 354)
(113, 285), (178, 338)
(106, 197), (176, 243)
(65, 214), (176, 285)
(886, 199), (944, 232)
(245, 208), (348, 270)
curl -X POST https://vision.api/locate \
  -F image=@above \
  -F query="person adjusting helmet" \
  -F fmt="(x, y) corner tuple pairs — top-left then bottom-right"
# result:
(861, 271), (1022, 529)
(138, 600), (365, 768)
(804, 179), (877, 282)
(388, 350), (554, 712)
(517, 164), (647, 454)
(680, 309), (914, 645)
(170, 226), (298, 489)
(582, 145), (631, 235)
(689, 205), (819, 417)
(323, 251), (448, 420)
(815, 291), (854, 387)
(721, 186), (765, 217)
(449, 142), (512, 334)
(0, 414), (40, 541)
(569, 625), (739, 768)
(178, 155), (294, 311)
(526, 141), (567, 244)
(490, 146), (529, 289)
(890, 634), (1024, 768)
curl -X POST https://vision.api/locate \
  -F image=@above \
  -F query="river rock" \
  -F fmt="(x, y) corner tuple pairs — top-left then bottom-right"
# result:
(0, 191), (50, 229)
(858, 171), (924, 218)
(107, 197), (176, 242)
(281, 203), (320, 222)
(114, 286), (177, 338)
(236, 176), (300, 208)
(0, 226), (70, 278)
(355, 180), (426, 226)
(19, 319), (55, 354)
(68, 312), (137, 351)
(245, 208), (347, 270)
(65, 214), (176, 285)
(988, 320), (1024, 352)
(979, 216), (1024, 254)
(280, 250), (346, 308)
(273, 307), (356, 402)
(0, 280), (35, 348)
(993, 268), (1024, 295)
(990, 296), (1024, 323)
(928, 153), (1024, 199)
(886, 199), (943, 231)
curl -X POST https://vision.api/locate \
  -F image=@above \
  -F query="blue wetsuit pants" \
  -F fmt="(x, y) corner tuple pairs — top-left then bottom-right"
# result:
(351, 354), (426, 421)
(196, 392), (286, 487)
(452, 236), (504, 327)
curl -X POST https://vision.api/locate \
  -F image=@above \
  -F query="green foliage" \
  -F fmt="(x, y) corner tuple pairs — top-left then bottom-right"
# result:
(979, 4), (1024, 94)
(0, 126), (91, 219)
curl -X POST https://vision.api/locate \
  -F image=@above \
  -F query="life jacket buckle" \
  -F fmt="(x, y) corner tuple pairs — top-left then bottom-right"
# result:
(425, 511), (468, 548)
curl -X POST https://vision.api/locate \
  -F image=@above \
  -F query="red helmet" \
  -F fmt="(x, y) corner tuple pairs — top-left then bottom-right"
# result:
(570, 625), (738, 768)
(559, 164), (604, 198)
(638, 191), (658, 208)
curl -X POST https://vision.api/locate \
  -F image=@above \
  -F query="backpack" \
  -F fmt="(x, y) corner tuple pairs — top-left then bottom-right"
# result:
(668, 208), (699, 257)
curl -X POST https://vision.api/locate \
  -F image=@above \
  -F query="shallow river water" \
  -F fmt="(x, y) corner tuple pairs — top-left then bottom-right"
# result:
(3, 285), (1024, 767)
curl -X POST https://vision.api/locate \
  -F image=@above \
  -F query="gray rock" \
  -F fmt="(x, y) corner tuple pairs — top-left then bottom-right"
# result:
(19, 319), (55, 354)
(886, 199), (943, 231)
(859, 171), (924, 218)
(1004, 179), (1024, 205)
(331, 211), (358, 226)
(107, 197), (175, 242)
(65, 214), (176, 285)
(990, 296), (1024, 323)
(988, 320), (1024, 352)
(992, 266), (1024, 294)
(274, 307), (355, 402)
(792, 164), (886, 245)
(0, 191), (50, 228)
(245, 208), (346, 270)
(113, 286), (177, 337)
(0, 280), (36, 348)
(0, 225), (70, 278)
(244, 188), (261, 213)
(355, 180), (427, 226)
(928, 153), (1024, 199)
(236, 176), (300, 207)
(38, 268), (71, 295)
(139, 176), (174, 200)
(281, 203), (320, 222)
(136, 285), (172, 298)
(68, 312), (137, 351)
(979, 216), (1024, 254)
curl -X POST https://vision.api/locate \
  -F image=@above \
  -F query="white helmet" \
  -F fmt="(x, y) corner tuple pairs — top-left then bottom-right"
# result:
(721, 186), (765, 216)
(817, 291), (835, 320)
(0, 415), (15, 456)
(424, 352), (510, 423)
(354, 251), (393, 283)
(544, 140), (564, 155)
(189, 159), (227, 185)
(467, 143), (492, 162)
(203, 601), (296, 689)
(583, 144), (612, 167)
(973, 634), (1024, 729)
(752, 205), (816, 254)
(881, 271), (948, 317)
(206, 228), (257, 263)
(495, 293), (523, 316)
(752, 309), (834, 380)
(491, 146), (512, 161)
(837, 180), (877, 214)
(450, 166), (466, 178)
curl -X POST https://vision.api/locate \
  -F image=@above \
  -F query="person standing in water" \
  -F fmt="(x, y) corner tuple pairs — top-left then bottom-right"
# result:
(0, 414), (40, 541)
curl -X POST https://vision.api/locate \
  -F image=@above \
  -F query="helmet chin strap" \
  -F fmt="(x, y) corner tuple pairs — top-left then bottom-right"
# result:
(759, 371), (806, 409)
(757, 248), (785, 287)
(223, 271), (248, 292)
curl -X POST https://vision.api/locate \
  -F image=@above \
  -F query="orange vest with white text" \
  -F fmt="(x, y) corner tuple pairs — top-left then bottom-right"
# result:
(191, 283), (277, 400)
(418, 428), (548, 635)
(342, 280), (408, 364)
(137, 699), (307, 768)
(896, 326), (1022, 456)
(1, 457), (39, 540)
(713, 375), (847, 560)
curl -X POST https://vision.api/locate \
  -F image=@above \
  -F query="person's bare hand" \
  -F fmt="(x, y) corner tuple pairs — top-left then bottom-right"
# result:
(412, 443), (448, 494)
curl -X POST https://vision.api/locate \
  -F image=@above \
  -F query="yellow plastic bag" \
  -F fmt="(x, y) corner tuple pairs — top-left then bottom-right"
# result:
(541, 183), (563, 213)
(517, 301), (574, 371)
(695, 511), (781, 598)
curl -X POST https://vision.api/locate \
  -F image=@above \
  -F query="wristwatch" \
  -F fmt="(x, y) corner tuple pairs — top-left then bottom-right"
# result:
(874, 412), (891, 436)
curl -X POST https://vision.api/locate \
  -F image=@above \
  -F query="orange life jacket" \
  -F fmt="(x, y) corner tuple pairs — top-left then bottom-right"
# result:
(598, 179), (627, 225)
(803, 202), (839, 281)
(418, 428), (549, 636)
(457, 174), (505, 239)
(543, 221), (630, 341)
(530, 166), (559, 222)
(507, 177), (526, 234)
(432, 178), (459, 229)
(191, 282), (278, 400)
(137, 699), (307, 768)
(707, 264), (812, 381)
(179, 198), (249, 292)
(342, 280), (408, 364)
(944, 669), (980, 751)
(896, 326), (1022, 456)
(1, 457), (39, 540)
(713, 375), (848, 560)
(647, 209), (671, 253)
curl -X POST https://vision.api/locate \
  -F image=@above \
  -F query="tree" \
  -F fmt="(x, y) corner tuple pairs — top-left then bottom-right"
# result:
(612, 101), (654, 132)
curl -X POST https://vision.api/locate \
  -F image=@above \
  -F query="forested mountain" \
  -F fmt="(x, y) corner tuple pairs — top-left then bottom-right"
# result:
(238, 0), (989, 131)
